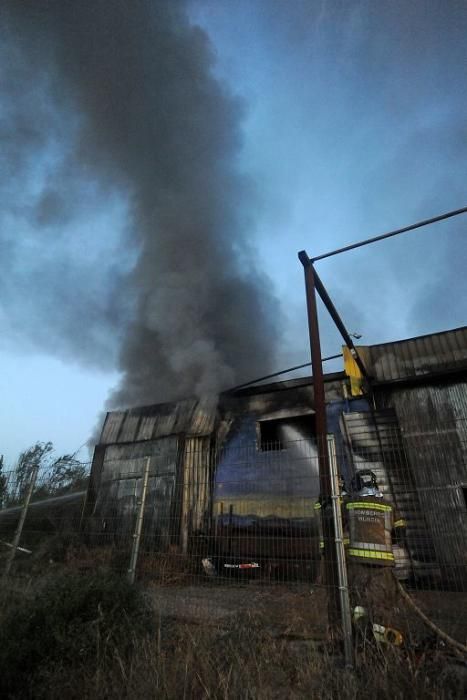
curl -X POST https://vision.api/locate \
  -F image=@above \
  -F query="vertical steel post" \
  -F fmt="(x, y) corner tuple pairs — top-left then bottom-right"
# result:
(298, 250), (340, 629)
(2, 464), (39, 581)
(127, 457), (151, 585)
(327, 434), (354, 668)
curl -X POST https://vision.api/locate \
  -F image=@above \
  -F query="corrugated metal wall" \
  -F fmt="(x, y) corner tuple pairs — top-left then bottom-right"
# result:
(376, 381), (467, 586)
(88, 434), (215, 554)
(90, 437), (181, 549)
(89, 397), (220, 553)
(342, 409), (437, 576)
(181, 436), (213, 553)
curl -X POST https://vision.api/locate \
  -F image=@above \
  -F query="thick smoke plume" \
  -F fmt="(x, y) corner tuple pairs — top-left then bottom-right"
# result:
(1, 1), (279, 407)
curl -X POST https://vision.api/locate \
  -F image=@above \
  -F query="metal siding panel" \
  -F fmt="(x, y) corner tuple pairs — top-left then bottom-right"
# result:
(404, 338), (418, 376)
(91, 437), (181, 550)
(181, 436), (212, 552)
(436, 331), (452, 366)
(118, 414), (141, 443)
(413, 337), (428, 375)
(385, 348), (400, 382)
(172, 400), (196, 434)
(101, 437), (179, 481)
(188, 395), (218, 434)
(452, 329), (466, 361)
(399, 334), (414, 378)
(100, 412), (125, 444)
(375, 382), (467, 581)
(144, 474), (177, 551)
(101, 397), (217, 446)
(363, 327), (467, 382)
(444, 329), (458, 359)
(153, 412), (177, 438)
(137, 415), (157, 441)
(419, 336), (434, 374)
(343, 409), (437, 571)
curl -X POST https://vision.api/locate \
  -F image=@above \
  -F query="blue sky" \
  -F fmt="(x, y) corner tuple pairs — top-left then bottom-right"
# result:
(1, 0), (466, 466)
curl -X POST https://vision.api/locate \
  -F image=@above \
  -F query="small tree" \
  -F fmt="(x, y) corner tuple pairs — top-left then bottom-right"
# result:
(14, 442), (53, 504)
(8, 442), (89, 505)
(44, 454), (89, 495)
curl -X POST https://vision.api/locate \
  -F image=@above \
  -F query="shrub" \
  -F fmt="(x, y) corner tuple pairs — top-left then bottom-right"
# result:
(0, 571), (151, 698)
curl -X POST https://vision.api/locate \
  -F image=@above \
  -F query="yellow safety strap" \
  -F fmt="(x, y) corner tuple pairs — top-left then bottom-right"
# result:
(348, 548), (394, 561)
(347, 502), (392, 512)
(320, 537), (349, 550)
(394, 519), (406, 527)
(315, 498), (344, 510)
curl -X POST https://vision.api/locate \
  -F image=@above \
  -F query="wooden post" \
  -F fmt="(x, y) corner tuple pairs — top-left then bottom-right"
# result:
(127, 457), (151, 584)
(2, 464), (39, 581)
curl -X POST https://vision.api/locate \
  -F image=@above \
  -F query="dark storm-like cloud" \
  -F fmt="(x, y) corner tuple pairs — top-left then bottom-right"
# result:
(1, 0), (280, 404)
(198, 0), (467, 345)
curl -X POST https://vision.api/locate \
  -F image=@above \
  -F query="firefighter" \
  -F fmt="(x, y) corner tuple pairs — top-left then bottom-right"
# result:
(345, 469), (407, 639)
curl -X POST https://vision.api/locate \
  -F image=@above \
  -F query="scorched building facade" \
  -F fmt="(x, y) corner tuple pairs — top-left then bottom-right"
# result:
(84, 326), (467, 584)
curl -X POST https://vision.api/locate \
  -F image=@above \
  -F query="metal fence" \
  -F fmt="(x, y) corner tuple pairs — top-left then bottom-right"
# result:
(1, 421), (466, 658)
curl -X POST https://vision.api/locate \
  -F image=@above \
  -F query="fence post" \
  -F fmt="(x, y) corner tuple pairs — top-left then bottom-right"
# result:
(127, 457), (151, 585)
(327, 434), (354, 668)
(2, 463), (39, 582)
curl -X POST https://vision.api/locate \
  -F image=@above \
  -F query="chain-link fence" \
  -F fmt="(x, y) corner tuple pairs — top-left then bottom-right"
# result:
(1, 420), (466, 655)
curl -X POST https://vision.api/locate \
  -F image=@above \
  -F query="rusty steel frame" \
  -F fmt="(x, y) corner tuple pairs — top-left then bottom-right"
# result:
(298, 250), (340, 629)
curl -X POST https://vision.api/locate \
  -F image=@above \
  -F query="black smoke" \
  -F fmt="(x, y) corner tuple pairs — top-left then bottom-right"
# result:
(1, 1), (279, 406)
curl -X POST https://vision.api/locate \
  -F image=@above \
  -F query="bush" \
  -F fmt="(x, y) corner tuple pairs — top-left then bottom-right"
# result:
(0, 571), (152, 698)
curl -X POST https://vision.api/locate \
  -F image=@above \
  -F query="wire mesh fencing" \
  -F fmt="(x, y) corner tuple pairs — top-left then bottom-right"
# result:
(0, 420), (466, 650)
(0, 460), (89, 579)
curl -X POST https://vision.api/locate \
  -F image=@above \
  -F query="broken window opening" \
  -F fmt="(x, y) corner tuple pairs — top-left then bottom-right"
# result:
(258, 414), (316, 452)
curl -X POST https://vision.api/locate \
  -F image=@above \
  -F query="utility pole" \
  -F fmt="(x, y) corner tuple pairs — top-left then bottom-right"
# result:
(298, 250), (340, 632)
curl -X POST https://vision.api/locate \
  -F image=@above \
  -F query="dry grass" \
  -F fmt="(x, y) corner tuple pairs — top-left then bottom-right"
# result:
(138, 550), (199, 585)
(32, 615), (467, 700)
(0, 569), (465, 699)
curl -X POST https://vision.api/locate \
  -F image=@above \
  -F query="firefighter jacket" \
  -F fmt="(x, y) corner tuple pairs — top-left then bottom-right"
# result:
(345, 495), (406, 566)
(314, 496), (349, 552)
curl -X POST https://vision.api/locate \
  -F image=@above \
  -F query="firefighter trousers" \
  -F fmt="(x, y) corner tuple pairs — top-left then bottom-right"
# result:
(347, 562), (402, 629)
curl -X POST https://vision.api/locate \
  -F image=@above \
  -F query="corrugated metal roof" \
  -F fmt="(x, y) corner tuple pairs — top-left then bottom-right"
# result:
(98, 328), (467, 447)
(100, 412), (126, 444)
(99, 395), (218, 445)
(360, 326), (467, 383)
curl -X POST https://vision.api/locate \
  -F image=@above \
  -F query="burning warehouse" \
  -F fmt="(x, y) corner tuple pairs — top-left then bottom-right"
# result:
(84, 325), (467, 585)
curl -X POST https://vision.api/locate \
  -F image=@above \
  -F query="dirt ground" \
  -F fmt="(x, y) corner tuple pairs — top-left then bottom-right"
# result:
(148, 581), (467, 647)
(411, 590), (467, 646)
(148, 582), (329, 639)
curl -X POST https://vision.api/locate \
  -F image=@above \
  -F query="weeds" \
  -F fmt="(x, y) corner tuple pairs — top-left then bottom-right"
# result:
(0, 571), (464, 699)
(0, 570), (151, 698)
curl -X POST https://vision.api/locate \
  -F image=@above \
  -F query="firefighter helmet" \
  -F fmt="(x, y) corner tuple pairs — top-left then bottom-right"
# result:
(351, 469), (381, 497)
